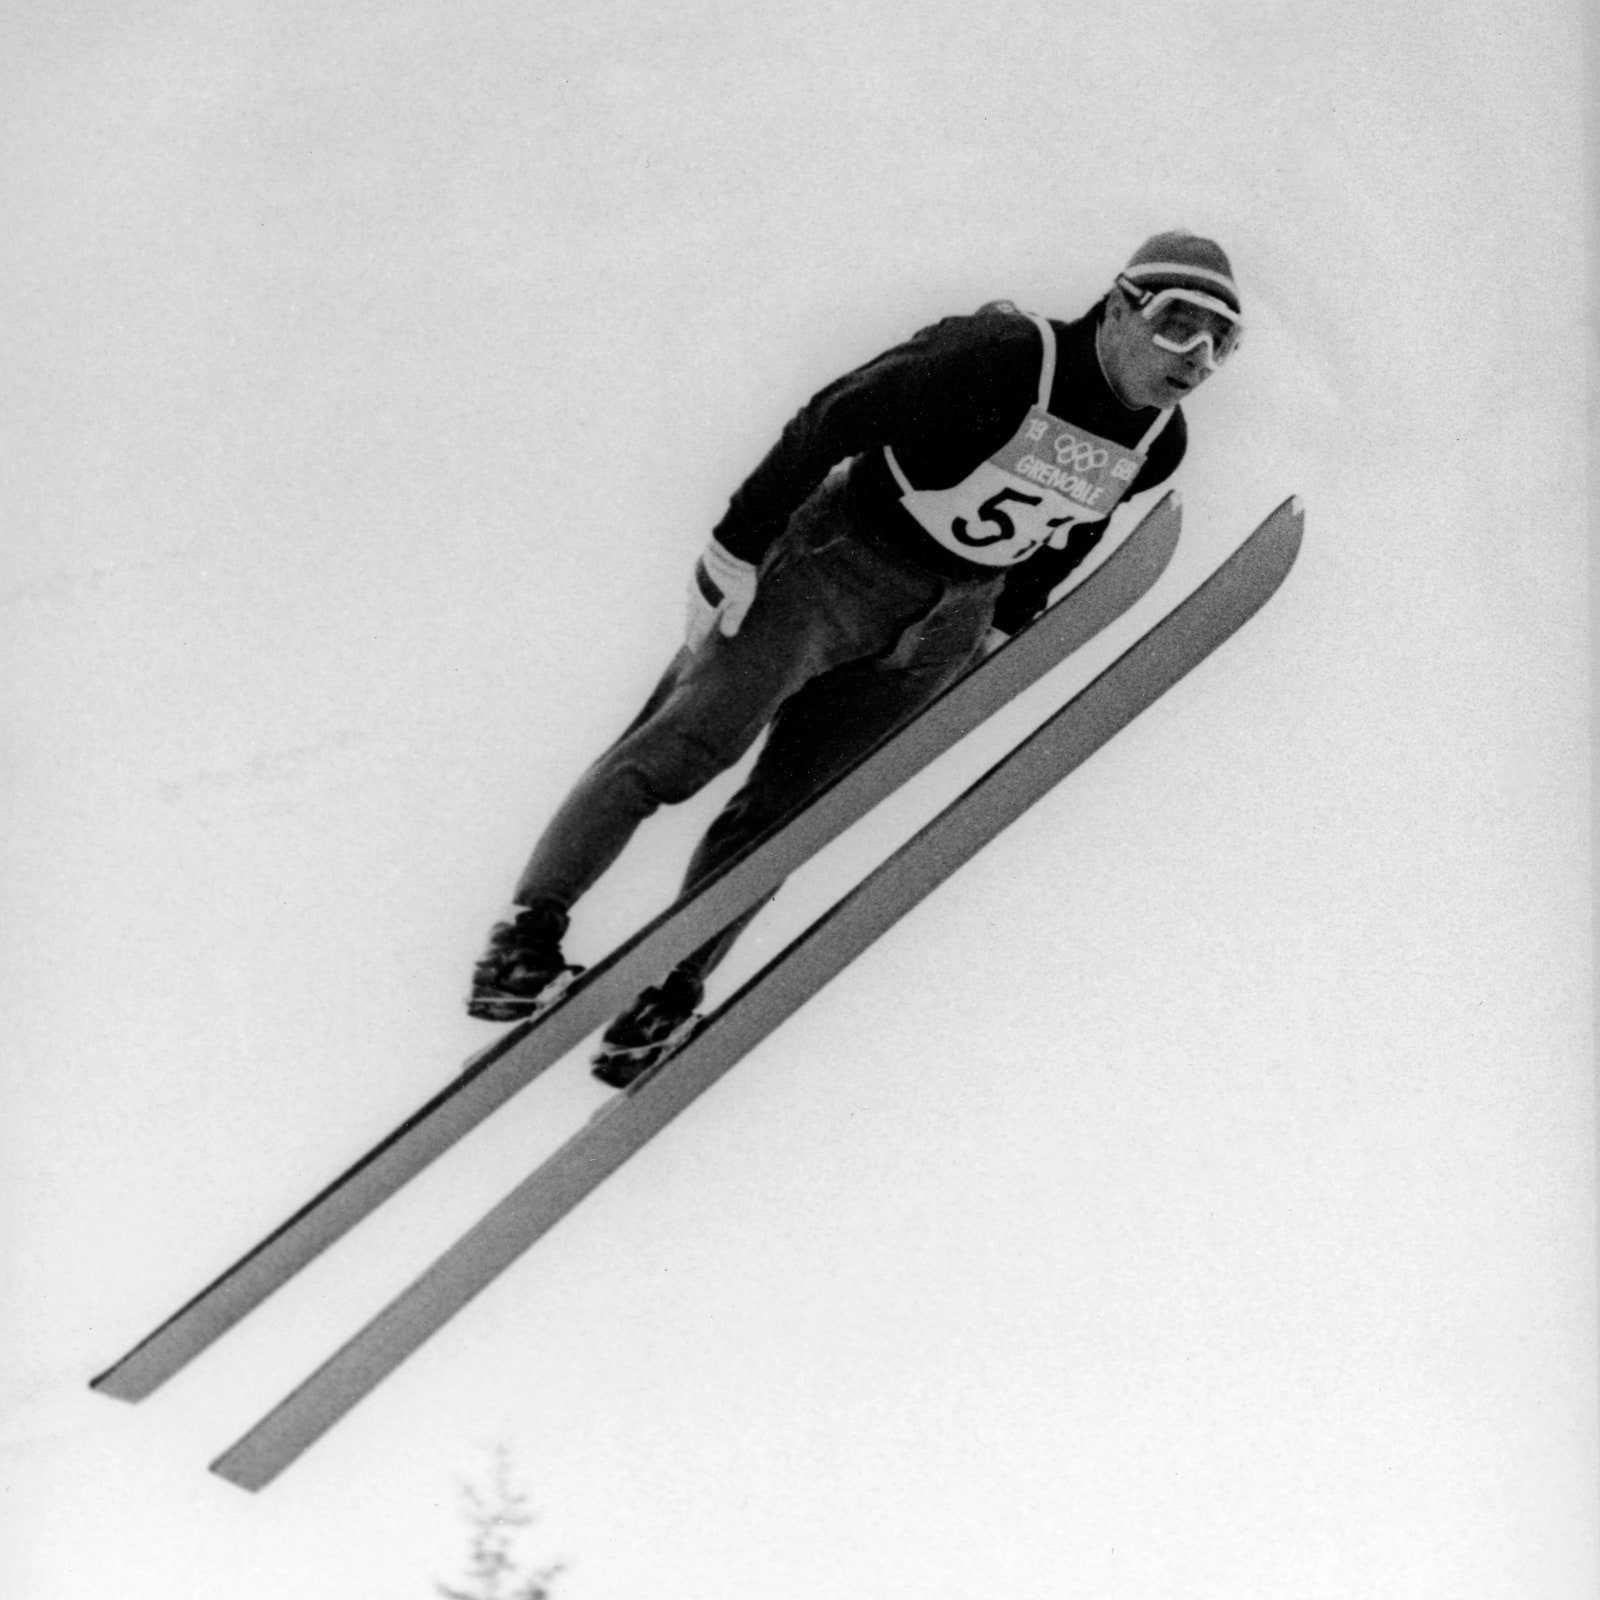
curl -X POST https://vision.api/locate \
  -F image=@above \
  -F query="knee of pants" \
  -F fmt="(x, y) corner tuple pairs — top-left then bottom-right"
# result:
(621, 727), (750, 809)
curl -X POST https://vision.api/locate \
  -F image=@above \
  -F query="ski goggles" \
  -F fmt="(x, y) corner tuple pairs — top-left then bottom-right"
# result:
(1116, 275), (1244, 368)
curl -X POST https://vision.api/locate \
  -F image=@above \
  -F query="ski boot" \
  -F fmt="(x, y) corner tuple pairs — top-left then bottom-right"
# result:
(467, 902), (584, 1023)
(591, 969), (705, 1089)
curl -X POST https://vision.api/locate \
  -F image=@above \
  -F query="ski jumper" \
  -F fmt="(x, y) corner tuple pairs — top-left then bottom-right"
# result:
(512, 302), (1187, 979)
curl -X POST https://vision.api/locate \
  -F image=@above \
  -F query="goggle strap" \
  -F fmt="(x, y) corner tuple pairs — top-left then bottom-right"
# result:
(1117, 276), (1241, 326)
(1120, 261), (1239, 296)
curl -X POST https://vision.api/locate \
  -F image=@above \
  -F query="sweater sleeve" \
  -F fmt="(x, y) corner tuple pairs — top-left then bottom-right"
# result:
(710, 317), (1036, 565)
(991, 406), (1189, 635)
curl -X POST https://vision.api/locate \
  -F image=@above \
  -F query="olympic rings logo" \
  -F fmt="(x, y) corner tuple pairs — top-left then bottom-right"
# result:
(1052, 432), (1109, 472)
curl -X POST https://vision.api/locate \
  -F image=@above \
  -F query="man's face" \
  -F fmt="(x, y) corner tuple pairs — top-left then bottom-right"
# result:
(1099, 290), (1220, 408)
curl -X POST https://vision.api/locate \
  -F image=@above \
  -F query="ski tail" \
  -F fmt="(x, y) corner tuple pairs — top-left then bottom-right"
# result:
(207, 497), (1300, 1491)
(89, 494), (1182, 1406)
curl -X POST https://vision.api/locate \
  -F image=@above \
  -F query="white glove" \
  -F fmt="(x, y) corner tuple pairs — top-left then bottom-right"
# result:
(685, 537), (758, 649)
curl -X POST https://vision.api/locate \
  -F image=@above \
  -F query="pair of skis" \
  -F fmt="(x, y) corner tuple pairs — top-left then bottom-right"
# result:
(90, 491), (1302, 1491)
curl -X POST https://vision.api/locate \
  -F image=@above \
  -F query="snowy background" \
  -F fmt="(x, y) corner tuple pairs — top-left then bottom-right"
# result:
(2, 2), (1594, 1597)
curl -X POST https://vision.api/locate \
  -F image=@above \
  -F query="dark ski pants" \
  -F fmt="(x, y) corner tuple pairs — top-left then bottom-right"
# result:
(511, 477), (1002, 982)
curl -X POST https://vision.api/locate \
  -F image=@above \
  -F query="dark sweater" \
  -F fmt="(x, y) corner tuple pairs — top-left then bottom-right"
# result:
(712, 301), (1188, 635)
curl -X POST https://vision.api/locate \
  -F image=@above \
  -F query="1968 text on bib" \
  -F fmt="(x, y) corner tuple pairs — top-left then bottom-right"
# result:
(892, 406), (1148, 568)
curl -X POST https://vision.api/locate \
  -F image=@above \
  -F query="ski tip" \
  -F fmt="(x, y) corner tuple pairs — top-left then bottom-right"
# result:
(87, 1369), (141, 1403)
(209, 1452), (269, 1494)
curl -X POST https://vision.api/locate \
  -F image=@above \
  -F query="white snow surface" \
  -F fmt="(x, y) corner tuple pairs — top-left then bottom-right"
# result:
(1, 3), (1593, 1599)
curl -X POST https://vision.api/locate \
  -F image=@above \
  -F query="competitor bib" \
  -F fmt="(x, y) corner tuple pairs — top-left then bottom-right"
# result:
(884, 313), (1171, 569)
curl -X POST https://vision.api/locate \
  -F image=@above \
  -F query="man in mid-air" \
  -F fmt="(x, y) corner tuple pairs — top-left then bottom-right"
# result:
(468, 230), (1245, 1086)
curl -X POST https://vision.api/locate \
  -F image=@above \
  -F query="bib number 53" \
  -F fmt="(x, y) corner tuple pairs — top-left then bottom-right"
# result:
(947, 483), (1075, 553)
(950, 487), (1042, 548)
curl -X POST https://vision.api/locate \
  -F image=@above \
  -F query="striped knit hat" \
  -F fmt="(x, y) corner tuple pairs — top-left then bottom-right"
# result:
(1120, 231), (1240, 315)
